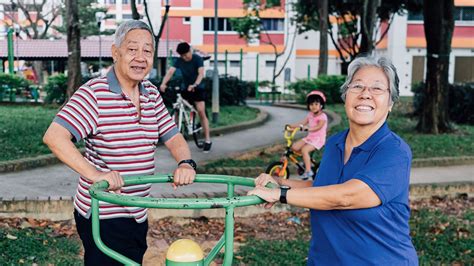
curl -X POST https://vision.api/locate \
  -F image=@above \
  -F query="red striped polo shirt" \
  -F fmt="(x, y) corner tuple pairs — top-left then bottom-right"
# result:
(54, 68), (178, 223)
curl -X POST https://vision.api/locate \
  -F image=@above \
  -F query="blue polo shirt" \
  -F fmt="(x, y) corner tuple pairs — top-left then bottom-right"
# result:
(309, 123), (418, 265)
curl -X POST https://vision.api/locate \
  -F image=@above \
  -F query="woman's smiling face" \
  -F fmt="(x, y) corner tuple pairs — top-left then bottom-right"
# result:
(344, 66), (392, 130)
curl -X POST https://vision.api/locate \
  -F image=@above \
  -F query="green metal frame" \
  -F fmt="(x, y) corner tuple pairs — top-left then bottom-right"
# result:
(89, 174), (273, 265)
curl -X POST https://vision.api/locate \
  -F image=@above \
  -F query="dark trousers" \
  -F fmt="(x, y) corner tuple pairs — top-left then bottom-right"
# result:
(74, 210), (148, 265)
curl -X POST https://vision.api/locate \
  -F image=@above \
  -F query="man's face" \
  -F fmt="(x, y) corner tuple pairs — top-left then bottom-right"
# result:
(112, 29), (154, 83)
(180, 50), (193, 62)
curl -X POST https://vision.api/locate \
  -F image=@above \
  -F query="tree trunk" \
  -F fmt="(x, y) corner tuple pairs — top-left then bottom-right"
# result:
(131, 0), (140, 20)
(66, 0), (82, 100)
(318, 0), (328, 76)
(359, 0), (380, 55)
(416, 0), (454, 133)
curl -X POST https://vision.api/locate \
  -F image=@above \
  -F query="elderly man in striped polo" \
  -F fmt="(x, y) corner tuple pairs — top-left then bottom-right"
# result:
(43, 20), (196, 265)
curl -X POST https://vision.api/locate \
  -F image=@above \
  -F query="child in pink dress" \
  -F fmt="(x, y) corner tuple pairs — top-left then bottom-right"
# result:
(288, 90), (328, 180)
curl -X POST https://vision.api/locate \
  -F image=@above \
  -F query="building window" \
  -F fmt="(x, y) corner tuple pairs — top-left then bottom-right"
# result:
(210, 60), (227, 67)
(266, 60), (276, 68)
(411, 56), (425, 84)
(454, 57), (474, 83)
(409, 7), (474, 21)
(123, 14), (134, 19)
(183, 17), (191, 24)
(230, 60), (241, 67)
(261, 18), (284, 31)
(204, 18), (233, 32)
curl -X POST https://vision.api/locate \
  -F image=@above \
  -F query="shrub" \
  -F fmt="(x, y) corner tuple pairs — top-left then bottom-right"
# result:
(0, 73), (30, 90)
(44, 74), (68, 104)
(150, 75), (251, 107)
(288, 75), (346, 105)
(412, 82), (474, 125)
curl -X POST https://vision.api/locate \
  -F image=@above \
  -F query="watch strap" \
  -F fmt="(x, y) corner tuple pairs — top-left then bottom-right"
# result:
(178, 159), (197, 170)
(279, 186), (290, 204)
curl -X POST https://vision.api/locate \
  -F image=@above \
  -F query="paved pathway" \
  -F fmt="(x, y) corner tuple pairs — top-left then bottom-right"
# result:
(0, 104), (472, 200)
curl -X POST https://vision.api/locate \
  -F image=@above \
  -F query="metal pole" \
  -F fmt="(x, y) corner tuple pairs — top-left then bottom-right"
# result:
(212, 0), (219, 123)
(99, 33), (102, 73)
(224, 50), (228, 76)
(166, 0), (169, 71)
(7, 28), (14, 74)
(255, 54), (259, 100)
(239, 48), (243, 80)
(307, 64), (310, 80)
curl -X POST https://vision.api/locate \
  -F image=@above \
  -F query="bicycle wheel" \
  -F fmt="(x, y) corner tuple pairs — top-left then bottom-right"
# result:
(191, 110), (205, 148)
(265, 161), (290, 179)
(170, 108), (187, 138)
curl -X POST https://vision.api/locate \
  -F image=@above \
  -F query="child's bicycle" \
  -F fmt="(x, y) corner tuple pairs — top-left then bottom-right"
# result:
(170, 86), (205, 149)
(265, 125), (319, 179)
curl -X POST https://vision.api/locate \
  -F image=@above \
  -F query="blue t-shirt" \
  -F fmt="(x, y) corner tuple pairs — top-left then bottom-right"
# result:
(173, 54), (204, 88)
(308, 123), (418, 265)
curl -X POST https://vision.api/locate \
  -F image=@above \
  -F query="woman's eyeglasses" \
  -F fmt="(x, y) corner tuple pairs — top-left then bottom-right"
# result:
(347, 83), (389, 95)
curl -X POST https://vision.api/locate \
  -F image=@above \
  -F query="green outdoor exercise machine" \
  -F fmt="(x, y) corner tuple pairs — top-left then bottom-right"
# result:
(89, 174), (272, 265)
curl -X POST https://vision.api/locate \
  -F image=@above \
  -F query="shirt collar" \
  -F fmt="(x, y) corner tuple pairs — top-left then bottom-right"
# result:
(106, 66), (148, 96)
(336, 122), (390, 152)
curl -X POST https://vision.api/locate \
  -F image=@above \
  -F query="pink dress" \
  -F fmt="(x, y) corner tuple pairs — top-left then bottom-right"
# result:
(302, 112), (328, 150)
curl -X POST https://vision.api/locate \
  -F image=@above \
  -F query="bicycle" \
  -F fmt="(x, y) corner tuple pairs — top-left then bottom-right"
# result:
(169, 86), (205, 149)
(265, 125), (320, 179)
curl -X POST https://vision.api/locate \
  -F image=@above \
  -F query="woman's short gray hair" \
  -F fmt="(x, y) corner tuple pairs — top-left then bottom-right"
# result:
(340, 56), (400, 103)
(114, 20), (154, 48)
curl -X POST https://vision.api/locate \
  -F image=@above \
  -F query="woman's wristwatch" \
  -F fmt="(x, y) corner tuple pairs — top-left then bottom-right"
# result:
(178, 159), (197, 170)
(279, 185), (291, 204)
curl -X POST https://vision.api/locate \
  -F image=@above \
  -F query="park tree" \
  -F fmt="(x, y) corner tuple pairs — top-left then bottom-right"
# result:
(294, 0), (419, 74)
(416, 0), (454, 133)
(231, 0), (298, 91)
(293, 0), (328, 75)
(65, 0), (82, 99)
(55, 0), (114, 37)
(3, 0), (62, 39)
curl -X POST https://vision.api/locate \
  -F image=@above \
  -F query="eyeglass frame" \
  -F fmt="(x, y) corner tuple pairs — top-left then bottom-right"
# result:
(346, 83), (390, 95)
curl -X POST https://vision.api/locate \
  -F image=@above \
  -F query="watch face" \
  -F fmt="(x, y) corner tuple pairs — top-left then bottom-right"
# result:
(280, 185), (290, 189)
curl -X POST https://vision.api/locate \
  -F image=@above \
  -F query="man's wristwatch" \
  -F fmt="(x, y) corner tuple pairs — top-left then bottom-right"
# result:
(178, 159), (197, 170)
(279, 185), (291, 204)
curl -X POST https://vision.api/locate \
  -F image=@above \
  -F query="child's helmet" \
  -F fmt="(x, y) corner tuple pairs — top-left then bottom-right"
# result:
(306, 90), (326, 109)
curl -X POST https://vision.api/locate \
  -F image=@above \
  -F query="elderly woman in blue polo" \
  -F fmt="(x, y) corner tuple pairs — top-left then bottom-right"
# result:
(249, 56), (418, 265)
(43, 20), (197, 265)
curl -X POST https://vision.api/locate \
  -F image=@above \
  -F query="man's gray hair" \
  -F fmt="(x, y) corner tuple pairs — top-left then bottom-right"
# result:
(114, 20), (154, 47)
(340, 56), (400, 103)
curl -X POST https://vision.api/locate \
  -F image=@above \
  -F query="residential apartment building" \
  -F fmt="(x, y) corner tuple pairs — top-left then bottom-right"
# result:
(1, 0), (473, 96)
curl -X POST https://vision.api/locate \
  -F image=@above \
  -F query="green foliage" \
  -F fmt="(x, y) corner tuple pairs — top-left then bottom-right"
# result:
(292, 0), (319, 33)
(44, 74), (68, 104)
(55, 0), (115, 37)
(0, 73), (30, 90)
(412, 82), (474, 125)
(230, 16), (261, 40)
(0, 227), (81, 265)
(288, 75), (345, 105)
(233, 238), (309, 265)
(411, 209), (473, 264)
(150, 75), (251, 107)
(0, 105), (58, 161)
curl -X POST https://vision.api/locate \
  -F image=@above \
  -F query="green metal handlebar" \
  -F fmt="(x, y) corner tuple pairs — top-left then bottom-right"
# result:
(89, 174), (274, 266)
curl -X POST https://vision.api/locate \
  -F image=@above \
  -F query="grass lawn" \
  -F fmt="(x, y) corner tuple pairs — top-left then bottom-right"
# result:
(0, 227), (81, 265)
(0, 105), (258, 162)
(204, 99), (474, 169)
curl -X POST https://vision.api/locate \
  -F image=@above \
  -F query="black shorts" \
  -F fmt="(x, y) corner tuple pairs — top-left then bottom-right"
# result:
(74, 210), (148, 265)
(180, 86), (206, 103)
